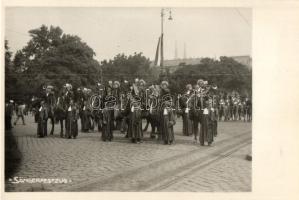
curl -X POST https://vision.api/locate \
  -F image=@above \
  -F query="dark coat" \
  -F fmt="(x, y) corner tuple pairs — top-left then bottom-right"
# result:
(160, 106), (176, 144)
(65, 105), (79, 138)
(37, 106), (48, 137)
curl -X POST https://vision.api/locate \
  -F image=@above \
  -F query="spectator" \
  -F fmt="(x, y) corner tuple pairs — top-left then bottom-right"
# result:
(14, 102), (26, 125)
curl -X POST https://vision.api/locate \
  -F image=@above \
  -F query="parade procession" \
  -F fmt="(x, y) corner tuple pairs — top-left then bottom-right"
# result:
(4, 7), (253, 192)
(5, 78), (252, 146)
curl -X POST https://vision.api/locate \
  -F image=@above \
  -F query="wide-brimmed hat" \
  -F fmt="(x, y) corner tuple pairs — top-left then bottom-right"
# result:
(186, 84), (192, 90)
(197, 79), (204, 85)
(83, 88), (92, 94)
(64, 83), (72, 90)
(161, 81), (169, 87)
(46, 85), (54, 90)
(114, 81), (120, 87)
(211, 84), (217, 89)
(139, 79), (146, 86)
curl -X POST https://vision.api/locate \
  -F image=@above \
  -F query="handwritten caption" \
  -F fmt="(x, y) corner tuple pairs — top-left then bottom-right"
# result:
(8, 177), (72, 184)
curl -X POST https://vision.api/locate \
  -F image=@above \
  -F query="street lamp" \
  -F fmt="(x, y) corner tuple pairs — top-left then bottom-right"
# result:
(160, 8), (173, 71)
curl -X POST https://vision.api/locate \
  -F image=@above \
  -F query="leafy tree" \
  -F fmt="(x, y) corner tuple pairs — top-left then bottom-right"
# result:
(101, 52), (158, 84)
(5, 40), (17, 100)
(9, 25), (100, 101)
(168, 56), (252, 96)
(5, 40), (12, 69)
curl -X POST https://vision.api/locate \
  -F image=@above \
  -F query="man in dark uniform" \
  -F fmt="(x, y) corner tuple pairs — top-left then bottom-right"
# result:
(102, 99), (114, 141)
(160, 98), (176, 145)
(44, 85), (56, 135)
(180, 84), (193, 136)
(37, 100), (48, 138)
(128, 96), (143, 143)
(65, 99), (79, 139)
(189, 84), (201, 144)
(93, 82), (105, 132)
(112, 81), (122, 130)
(105, 80), (113, 97)
(120, 80), (130, 135)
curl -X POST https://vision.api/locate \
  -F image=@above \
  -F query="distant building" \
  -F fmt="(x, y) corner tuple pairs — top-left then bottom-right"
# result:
(150, 58), (203, 73)
(150, 58), (202, 67)
(164, 58), (203, 67)
(150, 55), (252, 73)
(230, 55), (252, 68)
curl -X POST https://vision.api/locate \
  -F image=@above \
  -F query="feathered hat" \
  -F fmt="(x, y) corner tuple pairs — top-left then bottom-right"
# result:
(197, 79), (204, 85)
(139, 79), (146, 86)
(161, 81), (169, 87)
(186, 84), (192, 90)
(114, 81), (120, 87)
(64, 83), (72, 90)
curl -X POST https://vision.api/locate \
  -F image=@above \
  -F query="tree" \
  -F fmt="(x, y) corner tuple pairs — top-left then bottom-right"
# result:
(5, 40), (18, 100)
(10, 25), (100, 100)
(5, 40), (12, 69)
(101, 52), (158, 84)
(169, 56), (252, 96)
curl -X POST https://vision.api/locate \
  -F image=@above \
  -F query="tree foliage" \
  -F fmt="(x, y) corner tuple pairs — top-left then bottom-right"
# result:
(101, 52), (159, 83)
(5, 40), (17, 101)
(168, 56), (252, 96)
(8, 25), (100, 101)
(5, 25), (251, 102)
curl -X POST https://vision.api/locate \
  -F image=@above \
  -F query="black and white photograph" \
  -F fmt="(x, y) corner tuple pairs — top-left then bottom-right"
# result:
(4, 6), (253, 192)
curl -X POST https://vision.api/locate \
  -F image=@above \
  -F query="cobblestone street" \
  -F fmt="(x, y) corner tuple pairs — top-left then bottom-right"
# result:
(5, 115), (251, 192)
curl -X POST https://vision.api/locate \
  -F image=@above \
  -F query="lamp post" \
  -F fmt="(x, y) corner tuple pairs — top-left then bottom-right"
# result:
(160, 8), (173, 75)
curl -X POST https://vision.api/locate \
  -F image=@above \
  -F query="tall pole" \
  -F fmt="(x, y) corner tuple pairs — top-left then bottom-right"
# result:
(159, 8), (172, 77)
(160, 8), (164, 68)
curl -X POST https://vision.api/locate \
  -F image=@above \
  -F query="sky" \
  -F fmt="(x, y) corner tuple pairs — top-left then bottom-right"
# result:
(5, 7), (251, 62)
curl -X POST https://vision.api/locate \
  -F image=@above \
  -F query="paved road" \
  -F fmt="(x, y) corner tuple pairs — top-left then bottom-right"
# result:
(5, 114), (251, 192)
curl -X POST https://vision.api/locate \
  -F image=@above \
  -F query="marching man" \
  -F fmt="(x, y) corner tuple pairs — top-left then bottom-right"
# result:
(181, 84), (193, 136)
(65, 99), (79, 139)
(160, 98), (176, 145)
(37, 100), (48, 138)
(128, 96), (143, 143)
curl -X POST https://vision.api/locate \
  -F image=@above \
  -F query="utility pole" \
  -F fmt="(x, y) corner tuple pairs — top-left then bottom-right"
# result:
(159, 8), (173, 75)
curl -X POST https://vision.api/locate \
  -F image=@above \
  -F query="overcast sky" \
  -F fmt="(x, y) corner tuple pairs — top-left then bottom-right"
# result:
(5, 7), (251, 62)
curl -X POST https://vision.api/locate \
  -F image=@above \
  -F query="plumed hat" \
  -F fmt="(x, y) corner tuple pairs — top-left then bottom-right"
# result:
(161, 81), (169, 87)
(46, 85), (54, 90)
(186, 84), (192, 90)
(64, 83), (72, 90)
(114, 81), (120, 87)
(197, 79), (204, 85)
(139, 79), (146, 86)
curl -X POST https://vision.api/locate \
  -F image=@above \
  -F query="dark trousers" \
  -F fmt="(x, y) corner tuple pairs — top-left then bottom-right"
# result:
(37, 120), (47, 137)
(192, 120), (200, 140)
(212, 120), (218, 137)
